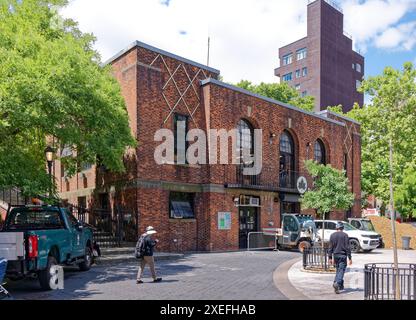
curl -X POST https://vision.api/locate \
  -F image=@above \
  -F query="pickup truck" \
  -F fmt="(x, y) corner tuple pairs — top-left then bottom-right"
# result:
(0, 204), (94, 290)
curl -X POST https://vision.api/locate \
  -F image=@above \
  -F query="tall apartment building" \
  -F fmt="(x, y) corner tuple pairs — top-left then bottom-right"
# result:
(274, 0), (364, 113)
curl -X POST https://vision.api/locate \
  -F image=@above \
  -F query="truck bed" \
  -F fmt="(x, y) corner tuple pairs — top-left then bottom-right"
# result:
(0, 232), (25, 261)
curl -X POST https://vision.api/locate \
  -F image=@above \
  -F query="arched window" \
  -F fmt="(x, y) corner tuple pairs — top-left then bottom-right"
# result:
(237, 119), (254, 166)
(314, 139), (326, 164)
(279, 131), (295, 188)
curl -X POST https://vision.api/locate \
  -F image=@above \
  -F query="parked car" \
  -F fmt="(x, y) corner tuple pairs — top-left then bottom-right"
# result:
(0, 204), (94, 290)
(348, 218), (384, 248)
(314, 219), (380, 253)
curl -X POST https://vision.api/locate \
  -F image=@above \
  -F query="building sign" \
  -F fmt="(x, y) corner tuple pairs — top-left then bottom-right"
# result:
(297, 176), (308, 194)
(218, 212), (231, 230)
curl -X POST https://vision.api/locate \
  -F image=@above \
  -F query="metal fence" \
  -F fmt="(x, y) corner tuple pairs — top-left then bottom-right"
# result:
(66, 203), (139, 248)
(0, 188), (29, 206)
(247, 232), (277, 251)
(364, 263), (416, 300)
(303, 246), (334, 270)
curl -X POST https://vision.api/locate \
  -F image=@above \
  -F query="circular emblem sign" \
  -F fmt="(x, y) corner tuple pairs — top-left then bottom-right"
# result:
(297, 176), (308, 194)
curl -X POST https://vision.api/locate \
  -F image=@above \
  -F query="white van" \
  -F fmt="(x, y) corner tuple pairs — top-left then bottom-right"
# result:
(314, 220), (381, 253)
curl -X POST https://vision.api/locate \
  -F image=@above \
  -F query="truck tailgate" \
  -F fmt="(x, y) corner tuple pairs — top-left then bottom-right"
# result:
(0, 232), (25, 260)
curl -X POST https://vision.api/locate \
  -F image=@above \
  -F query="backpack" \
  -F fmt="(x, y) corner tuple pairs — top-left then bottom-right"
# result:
(134, 234), (146, 259)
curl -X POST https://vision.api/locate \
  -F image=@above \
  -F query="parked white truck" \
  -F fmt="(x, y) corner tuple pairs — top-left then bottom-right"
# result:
(315, 219), (381, 253)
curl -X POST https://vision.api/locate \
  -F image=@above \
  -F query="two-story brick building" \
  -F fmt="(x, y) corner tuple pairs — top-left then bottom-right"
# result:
(55, 41), (361, 252)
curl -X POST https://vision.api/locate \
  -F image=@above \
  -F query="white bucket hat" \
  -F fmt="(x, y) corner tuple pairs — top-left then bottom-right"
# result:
(146, 226), (157, 235)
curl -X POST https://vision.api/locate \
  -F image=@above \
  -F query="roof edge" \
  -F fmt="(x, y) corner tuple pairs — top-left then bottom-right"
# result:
(200, 78), (347, 127)
(316, 110), (360, 125)
(103, 41), (221, 75)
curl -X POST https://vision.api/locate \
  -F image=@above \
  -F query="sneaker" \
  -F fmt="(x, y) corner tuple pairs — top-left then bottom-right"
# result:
(153, 278), (162, 282)
(136, 280), (143, 284)
(333, 283), (340, 294)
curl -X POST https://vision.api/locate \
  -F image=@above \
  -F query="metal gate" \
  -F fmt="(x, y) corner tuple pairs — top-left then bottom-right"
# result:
(247, 232), (278, 251)
(67, 203), (138, 248)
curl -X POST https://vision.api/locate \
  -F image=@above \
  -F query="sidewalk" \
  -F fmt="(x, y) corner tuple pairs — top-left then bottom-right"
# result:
(286, 249), (416, 300)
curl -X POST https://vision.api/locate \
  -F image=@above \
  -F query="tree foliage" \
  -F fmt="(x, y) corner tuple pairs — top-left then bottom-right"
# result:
(0, 0), (136, 196)
(301, 160), (354, 217)
(234, 80), (315, 112)
(395, 167), (416, 219)
(346, 63), (416, 208)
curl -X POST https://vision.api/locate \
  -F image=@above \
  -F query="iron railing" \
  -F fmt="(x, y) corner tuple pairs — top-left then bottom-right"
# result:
(364, 263), (416, 300)
(303, 246), (334, 270)
(225, 166), (307, 192)
(65, 203), (139, 248)
(0, 188), (29, 206)
(279, 170), (300, 189)
(226, 166), (278, 191)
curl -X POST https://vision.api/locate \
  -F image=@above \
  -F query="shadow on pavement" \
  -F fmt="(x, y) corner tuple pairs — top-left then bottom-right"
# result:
(6, 260), (198, 299)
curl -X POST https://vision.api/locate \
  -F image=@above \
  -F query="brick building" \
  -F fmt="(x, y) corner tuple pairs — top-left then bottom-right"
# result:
(55, 40), (361, 252)
(274, 0), (364, 113)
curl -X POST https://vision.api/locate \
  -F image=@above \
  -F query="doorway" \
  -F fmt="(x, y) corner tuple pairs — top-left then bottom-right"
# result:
(239, 206), (259, 249)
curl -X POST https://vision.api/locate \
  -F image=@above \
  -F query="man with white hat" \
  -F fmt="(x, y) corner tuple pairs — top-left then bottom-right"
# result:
(136, 226), (162, 284)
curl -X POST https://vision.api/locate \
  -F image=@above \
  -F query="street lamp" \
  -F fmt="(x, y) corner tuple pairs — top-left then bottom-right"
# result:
(44, 146), (55, 197)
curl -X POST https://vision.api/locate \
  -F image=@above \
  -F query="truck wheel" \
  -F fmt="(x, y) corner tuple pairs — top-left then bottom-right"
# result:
(298, 241), (311, 253)
(349, 239), (361, 253)
(38, 256), (60, 291)
(79, 246), (92, 271)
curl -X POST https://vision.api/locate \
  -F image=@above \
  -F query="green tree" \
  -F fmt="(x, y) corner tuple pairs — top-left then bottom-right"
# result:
(395, 167), (416, 220)
(347, 63), (416, 202)
(234, 80), (315, 111)
(0, 0), (136, 197)
(301, 160), (354, 253)
(346, 63), (416, 295)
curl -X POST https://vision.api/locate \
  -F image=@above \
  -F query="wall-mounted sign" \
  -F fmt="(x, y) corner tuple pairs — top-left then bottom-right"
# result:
(297, 176), (308, 194)
(218, 212), (231, 230)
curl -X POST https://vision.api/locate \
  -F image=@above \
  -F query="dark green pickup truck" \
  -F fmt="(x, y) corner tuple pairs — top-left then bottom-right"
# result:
(0, 205), (94, 290)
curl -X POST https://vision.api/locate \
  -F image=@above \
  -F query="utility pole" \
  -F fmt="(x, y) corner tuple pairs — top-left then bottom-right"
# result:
(207, 36), (210, 67)
(388, 137), (400, 299)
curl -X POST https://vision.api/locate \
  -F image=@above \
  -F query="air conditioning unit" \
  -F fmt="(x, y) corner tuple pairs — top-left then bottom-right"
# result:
(249, 197), (260, 206)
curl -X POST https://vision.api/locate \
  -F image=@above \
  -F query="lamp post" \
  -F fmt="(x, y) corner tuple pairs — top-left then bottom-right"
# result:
(44, 146), (54, 197)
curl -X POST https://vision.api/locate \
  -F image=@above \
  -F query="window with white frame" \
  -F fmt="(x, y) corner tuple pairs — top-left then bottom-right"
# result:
(356, 80), (361, 90)
(295, 84), (301, 90)
(282, 53), (293, 66)
(282, 73), (292, 82)
(296, 48), (307, 61)
(295, 69), (301, 78)
(302, 67), (308, 77)
(356, 63), (362, 73)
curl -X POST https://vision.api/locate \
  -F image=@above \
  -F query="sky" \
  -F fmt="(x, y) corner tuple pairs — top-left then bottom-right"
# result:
(61, 0), (416, 85)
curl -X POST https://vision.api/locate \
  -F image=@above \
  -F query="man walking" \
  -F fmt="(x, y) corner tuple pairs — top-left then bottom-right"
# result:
(328, 222), (352, 294)
(136, 226), (162, 284)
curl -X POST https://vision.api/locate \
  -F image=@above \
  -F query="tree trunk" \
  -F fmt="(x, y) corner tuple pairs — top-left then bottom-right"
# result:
(389, 137), (400, 299)
(322, 212), (326, 269)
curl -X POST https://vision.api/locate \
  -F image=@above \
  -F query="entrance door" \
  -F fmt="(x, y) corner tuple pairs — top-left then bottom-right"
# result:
(239, 207), (259, 249)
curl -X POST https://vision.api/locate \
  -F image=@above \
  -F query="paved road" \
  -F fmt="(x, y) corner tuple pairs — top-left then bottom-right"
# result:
(5, 250), (299, 300)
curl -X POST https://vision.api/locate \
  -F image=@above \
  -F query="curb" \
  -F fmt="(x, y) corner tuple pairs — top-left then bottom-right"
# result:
(273, 257), (310, 300)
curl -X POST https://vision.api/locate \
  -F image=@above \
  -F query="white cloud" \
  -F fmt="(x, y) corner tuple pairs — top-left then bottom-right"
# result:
(61, 0), (308, 84)
(374, 21), (416, 50)
(342, 0), (416, 53)
(60, 0), (416, 84)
